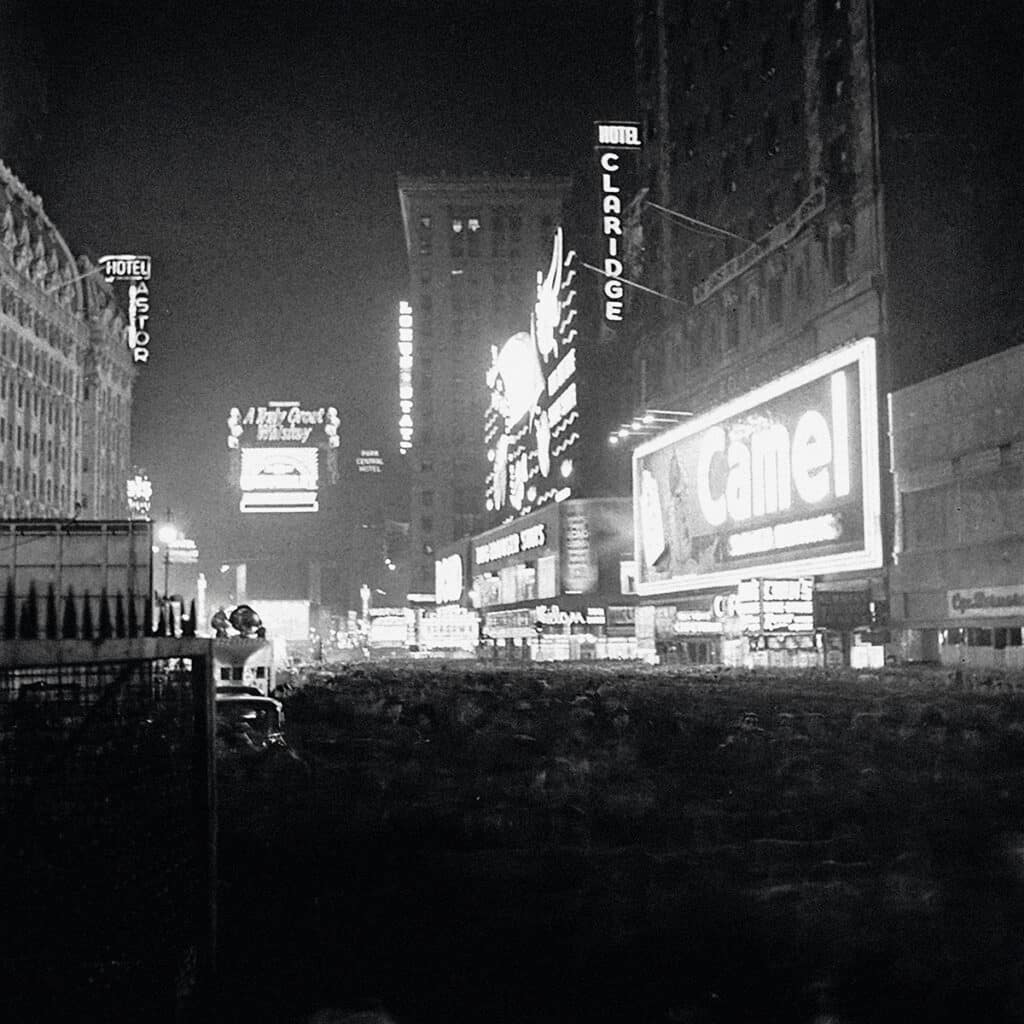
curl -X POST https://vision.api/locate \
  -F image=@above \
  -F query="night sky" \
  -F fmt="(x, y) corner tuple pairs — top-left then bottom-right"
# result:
(27, 0), (634, 566)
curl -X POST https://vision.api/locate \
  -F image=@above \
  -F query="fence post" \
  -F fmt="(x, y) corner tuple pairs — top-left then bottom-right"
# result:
(189, 641), (217, 1017)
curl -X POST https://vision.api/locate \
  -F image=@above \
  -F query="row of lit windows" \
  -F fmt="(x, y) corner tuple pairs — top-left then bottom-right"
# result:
(416, 209), (555, 259)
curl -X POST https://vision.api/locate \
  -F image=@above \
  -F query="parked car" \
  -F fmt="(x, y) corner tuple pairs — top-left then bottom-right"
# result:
(215, 692), (284, 755)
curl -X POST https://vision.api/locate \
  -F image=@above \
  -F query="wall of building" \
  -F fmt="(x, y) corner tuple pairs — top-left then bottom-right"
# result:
(890, 342), (1024, 666)
(0, 163), (132, 520)
(396, 175), (572, 593)
(630, 0), (885, 424)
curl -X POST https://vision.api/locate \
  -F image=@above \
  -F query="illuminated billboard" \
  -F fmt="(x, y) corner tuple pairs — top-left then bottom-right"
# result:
(227, 400), (339, 513)
(632, 337), (882, 596)
(239, 447), (319, 513)
(485, 226), (579, 519)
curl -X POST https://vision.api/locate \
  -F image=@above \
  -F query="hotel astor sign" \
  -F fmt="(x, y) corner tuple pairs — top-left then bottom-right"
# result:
(632, 338), (883, 596)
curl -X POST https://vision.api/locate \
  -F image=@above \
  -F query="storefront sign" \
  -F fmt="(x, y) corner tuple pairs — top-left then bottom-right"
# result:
(633, 338), (882, 595)
(948, 585), (1024, 618)
(475, 523), (547, 566)
(536, 604), (587, 627)
(738, 578), (815, 633)
(563, 511), (598, 594)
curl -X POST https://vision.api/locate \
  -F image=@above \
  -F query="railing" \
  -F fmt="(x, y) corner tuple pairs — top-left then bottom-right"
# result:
(0, 637), (216, 1022)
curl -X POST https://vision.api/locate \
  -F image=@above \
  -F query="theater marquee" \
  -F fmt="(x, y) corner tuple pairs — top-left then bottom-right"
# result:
(632, 338), (882, 596)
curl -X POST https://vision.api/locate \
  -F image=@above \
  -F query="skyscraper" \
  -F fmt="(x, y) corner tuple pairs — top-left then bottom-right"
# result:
(396, 174), (572, 594)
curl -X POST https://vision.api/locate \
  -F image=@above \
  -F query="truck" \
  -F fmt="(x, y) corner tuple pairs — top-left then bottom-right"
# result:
(0, 519), (153, 633)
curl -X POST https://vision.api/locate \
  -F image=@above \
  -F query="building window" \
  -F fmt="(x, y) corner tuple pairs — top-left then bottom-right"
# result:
(421, 490), (434, 507)
(763, 112), (779, 158)
(726, 304), (740, 349)
(420, 517), (433, 534)
(748, 292), (761, 332)
(767, 276), (783, 325)
(830, 229), (849, 287)
(760, 36), (776, 78)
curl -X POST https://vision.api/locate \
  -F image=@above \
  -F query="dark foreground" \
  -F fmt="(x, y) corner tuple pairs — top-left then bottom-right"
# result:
(215, 662), (1024, 1023)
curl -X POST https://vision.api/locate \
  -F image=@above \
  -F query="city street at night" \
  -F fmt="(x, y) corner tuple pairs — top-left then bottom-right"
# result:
(3, 0), (1024, 1019)
(216, 661), (1024, 1023)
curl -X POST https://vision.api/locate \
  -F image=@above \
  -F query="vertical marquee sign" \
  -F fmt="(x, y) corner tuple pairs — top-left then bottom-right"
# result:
(99, 254), (152, 364)
(594, 122), (642, 325)
(398, 301), (414, 454)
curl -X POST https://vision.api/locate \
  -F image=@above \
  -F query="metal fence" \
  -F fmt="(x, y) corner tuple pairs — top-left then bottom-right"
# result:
(0, 638), (216, 1023)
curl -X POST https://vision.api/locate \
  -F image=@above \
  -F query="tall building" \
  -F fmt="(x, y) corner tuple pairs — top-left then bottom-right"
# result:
(0, 161), (134, 519)
(396, 174), (572, 594)
(627, 0), (1023, 419)
(621, 0), (1024, 664)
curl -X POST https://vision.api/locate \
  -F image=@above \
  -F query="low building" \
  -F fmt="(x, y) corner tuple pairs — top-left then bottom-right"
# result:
(890, 342), (1024, 669)
(435, 497), (639, 661)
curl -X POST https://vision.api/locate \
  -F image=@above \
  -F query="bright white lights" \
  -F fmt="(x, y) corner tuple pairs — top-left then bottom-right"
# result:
(157, 524), (179, 545)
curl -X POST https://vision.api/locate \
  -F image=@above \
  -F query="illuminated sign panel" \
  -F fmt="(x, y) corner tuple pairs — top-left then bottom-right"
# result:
(738, 578), (815, 633)
(632, 338), (882, 596)
(474, 523), (547, 567)
(434, 553), (465, 605)
(357, 449), (384, 473)
(227, 400), (339, 513)
(398, 301), (414, 454)
(595, 122), (642, 325)
(99, 253), (153, 364)
(485, 227), (579, 518)
(239, 447), (319, 513)
(126, 473), (152, 519)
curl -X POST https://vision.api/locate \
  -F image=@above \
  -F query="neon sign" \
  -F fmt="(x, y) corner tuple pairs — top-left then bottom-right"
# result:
(633, 337), (882, 596)
(227, 402), (341, 448)
(485, 227), (579, 517)
(595, 122), (642, 325)
(99, 253), (152, 364)
(398, 301), (413, 454)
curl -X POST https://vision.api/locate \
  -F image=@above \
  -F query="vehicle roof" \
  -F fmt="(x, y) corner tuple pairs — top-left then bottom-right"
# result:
(215, 693), (282, 711)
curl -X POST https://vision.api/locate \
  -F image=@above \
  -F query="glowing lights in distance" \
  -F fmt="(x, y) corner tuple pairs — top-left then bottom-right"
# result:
(398, 301), (414, 454)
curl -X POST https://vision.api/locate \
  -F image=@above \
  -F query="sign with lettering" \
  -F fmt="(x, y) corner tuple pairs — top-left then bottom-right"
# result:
(99, 253), (153, 364)
(738, 578), (815, 633)
(563, 511), (598, 594)
(228, 403), (341, 447)
(692, 188), (825, 305)
(948, 585), (1024, 619)
(633, 338), (882, 595)
(474, 523), (547, 567)
(357, 449), (384, 473)
(398, 301), (413, 454)
(595, 122), (642, 325)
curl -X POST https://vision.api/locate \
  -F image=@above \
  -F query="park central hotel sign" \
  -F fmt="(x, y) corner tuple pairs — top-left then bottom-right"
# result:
(632, 338), (883, 596)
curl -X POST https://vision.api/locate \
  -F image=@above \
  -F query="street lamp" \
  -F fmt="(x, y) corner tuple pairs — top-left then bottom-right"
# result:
(157, 521), (179, 599)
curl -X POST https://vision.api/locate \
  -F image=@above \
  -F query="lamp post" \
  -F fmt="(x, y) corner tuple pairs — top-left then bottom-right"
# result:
(157, 521), (179, 601)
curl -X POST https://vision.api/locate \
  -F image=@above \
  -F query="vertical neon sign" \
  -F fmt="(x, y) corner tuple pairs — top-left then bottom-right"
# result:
(594, 123), (642, 325)
(398, 301), (414, 453)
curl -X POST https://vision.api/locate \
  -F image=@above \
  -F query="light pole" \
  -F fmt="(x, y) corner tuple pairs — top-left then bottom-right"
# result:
(157, 520), (179, 601)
